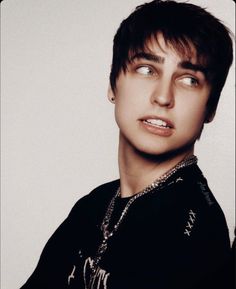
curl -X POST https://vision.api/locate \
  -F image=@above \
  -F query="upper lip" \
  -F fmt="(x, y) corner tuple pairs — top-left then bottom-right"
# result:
(140, 115), (174, 128)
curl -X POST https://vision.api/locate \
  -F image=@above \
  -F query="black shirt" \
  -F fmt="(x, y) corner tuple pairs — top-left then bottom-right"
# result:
(20, 164), (232, 289)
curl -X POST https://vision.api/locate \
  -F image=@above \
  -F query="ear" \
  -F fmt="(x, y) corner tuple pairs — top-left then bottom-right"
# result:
(107, 85), (116, 103)
(204, 110), (216, 123)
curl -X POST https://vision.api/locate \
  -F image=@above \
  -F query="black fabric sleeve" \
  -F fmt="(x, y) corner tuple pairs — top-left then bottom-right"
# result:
(181, 203), (232, 289)
(19, 195), (89, 289)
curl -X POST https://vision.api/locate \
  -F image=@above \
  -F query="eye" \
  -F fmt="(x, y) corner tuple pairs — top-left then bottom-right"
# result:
(136, 66), (154, 76)
(179, 76), (199, 87)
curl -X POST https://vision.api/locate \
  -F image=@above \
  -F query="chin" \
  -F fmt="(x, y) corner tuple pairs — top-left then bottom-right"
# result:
(133, 141), (195, 162)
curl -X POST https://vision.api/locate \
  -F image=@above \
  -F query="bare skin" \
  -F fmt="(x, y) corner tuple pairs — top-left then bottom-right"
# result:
(117, 135), (194, 197)
(108, 34), (212, 197)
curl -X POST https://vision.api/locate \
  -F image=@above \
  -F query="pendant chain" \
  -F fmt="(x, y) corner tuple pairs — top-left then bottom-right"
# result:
(91, 155), (198, 273)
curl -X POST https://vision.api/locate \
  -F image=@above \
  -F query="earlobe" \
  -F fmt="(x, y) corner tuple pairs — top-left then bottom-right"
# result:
(107, 85), (116, 103)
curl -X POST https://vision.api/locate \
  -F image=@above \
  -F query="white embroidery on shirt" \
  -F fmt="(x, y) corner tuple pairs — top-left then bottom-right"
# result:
(167, 177), (184, 187)
(186, 221), (193, 229)
(83, 257), (110, 289)
(68, 265), (76, 285)
(189, 209), (196, 218)
(184, 209), (196, 237)
(184, 228), (191, 236)
(176, 177), (184, 183)
(79, 250), (83, 258)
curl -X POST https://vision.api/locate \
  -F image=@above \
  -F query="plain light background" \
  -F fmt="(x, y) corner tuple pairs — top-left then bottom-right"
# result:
(1, 0), (235, 288)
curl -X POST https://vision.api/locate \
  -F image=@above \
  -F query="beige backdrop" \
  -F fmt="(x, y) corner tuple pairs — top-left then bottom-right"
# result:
(1, 0), (235, 288)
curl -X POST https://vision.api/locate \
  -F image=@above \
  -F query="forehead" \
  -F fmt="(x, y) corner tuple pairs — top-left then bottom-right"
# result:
(129, 33), (199, 64)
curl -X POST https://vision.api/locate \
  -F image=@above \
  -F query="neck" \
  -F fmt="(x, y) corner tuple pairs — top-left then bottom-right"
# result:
(118, 135), (194, 198)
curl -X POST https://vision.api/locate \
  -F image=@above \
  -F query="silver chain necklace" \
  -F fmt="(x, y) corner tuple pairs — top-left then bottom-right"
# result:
(90, 155), (198, 274)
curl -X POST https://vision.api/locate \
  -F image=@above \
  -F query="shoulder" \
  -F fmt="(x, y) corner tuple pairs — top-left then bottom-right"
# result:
(188, 166), (227, 222)
(177, 165), (230, 244)
(39, 180), (120, 252)
(88, 179), (120, 200)
(164, 165), (232, 289)
(179, 164), (223, 211)
(68, 179), (120, 217)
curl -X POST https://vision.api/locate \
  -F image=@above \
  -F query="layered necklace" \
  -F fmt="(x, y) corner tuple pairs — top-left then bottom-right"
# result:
(89, 155), (197, 275)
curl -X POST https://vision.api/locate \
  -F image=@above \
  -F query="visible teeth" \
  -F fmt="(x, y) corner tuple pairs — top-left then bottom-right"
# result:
(145, 119), (168, 127)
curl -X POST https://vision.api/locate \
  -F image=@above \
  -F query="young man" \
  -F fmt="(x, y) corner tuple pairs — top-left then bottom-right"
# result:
(21, 1), (233, 289)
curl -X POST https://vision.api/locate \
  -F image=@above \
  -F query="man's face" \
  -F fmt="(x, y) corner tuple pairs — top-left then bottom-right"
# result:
(109, 34), (212, 157)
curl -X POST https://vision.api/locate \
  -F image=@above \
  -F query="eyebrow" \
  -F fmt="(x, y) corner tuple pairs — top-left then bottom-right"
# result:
(130, 52), (207, 76)
(179, 61), (207, 75)
(130, 52), (165, 64)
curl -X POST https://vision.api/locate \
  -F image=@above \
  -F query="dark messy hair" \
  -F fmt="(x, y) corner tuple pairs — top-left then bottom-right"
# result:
(109, 0), (233, 117)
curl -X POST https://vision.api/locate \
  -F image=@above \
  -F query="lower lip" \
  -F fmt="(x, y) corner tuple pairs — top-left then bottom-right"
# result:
(140, 121), (173, 137)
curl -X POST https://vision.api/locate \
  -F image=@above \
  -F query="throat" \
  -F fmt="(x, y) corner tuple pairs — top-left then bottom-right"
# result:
(118, 140), (194, 197)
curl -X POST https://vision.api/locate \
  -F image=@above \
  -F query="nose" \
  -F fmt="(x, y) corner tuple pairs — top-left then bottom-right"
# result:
(151, 80), (174, 108)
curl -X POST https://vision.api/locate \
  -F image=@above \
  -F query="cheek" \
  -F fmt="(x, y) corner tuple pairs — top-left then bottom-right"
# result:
(178, 104), (207, 135)
(116, 75), (152, 103)
(180, 93), (207, 117)
(114, 98), (130, 127)
(114, 85), (145, 118)
(114, 101), (134, 126)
